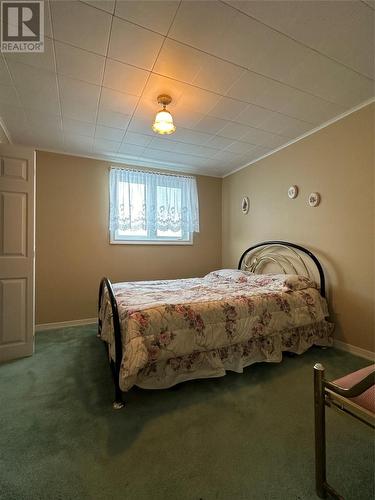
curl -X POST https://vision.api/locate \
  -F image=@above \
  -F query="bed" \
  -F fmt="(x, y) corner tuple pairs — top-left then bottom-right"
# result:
(98, 241), (334, 408)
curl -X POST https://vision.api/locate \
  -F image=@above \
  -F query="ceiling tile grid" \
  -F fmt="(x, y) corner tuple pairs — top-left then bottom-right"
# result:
(0, 0), (373, 176)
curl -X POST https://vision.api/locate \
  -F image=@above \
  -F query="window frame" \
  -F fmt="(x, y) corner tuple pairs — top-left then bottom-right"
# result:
(109, 170), (195, 246)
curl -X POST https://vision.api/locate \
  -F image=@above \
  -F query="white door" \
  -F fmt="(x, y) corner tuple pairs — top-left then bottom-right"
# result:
(0, 145), (35, 362)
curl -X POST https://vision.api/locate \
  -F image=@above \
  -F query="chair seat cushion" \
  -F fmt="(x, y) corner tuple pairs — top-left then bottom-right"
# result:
(333, 364), (375, 414)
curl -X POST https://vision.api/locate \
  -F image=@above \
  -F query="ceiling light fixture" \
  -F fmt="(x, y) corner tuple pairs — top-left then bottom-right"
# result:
(152, 94), (176, 135)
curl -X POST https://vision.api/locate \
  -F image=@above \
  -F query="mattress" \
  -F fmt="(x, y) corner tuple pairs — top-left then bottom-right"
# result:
(99, 271), (334, 391)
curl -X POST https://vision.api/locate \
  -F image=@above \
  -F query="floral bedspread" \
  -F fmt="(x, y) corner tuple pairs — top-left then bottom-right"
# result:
(99, 273), (333, 391)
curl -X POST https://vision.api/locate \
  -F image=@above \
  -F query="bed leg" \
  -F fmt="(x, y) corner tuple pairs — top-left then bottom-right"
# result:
(112, 383), (125, 410)
(314, 363), (327, 498)
(113, 396), (125, 410)
(110, 360), (125, 410)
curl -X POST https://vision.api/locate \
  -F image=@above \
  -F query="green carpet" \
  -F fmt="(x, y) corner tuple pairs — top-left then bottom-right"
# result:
(0, 326), (373, 500)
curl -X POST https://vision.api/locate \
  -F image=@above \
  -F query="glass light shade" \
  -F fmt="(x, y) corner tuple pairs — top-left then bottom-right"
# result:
(152, 108), (176, 135)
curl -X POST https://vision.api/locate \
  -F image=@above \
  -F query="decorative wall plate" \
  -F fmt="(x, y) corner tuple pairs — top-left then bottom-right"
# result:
(288, 185), (298, 199)
(308, 192), (321, 207)
(241, 196), (249, 214)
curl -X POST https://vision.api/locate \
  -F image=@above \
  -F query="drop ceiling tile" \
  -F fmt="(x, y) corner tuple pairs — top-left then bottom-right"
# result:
(148, 136), (178, 153)
(25, 109), (62, 134)
(169, 127), (213, 146)
(172, 0), (374, 110)
(175, 143), (217, 158)
(8, 61), (60, 115)
(277, 93), (345, 124)
(4, 37), (55, 72)
(118, 142), (146, 156)
(64, 133), (94, 151)
(222, 9), (310, 83)
(242, 145), (271, 163)
(210, 149), (243, 163)
(100, 87), (138, 116)
(95, 124), (125, 141)
(217, 121), (252, 140)
(223, 141), (257, 155)
(169, 108), (203, 130)
(154, 38), (246, 94)
(1, 0), (370, 177)
(286, 50), (374, 107)
(228, 0), (375, 79)
(127, 115), (155, 136)
(63, 117), (95, 137)
(103, 58), (149, 95)
(142, 147), (193, 166)
(115, 1), (179, 35)
(55, 41), (105, 85)
(83, 1), (115, 14)
(191, 115), (228, 135)
(123, 131), (153, 147)
(207, 96), (244, 121)
(59, 75), (100, 122)
(228, 69), (296, 108)
(261, 114), (312, 137)
(92, 137), (121, 153)
(227, 70), (344, 123)
(205, 135), (234, 150)
(234, 104), (275, 128)
(97, 107), (131, 129)
(169, 1), (237, 57)
(236, 103), (312, 136)
(170, 0), (303, 85)
(51, 0), (112, 55)
(108, 17), (164, 70)
(192, 145), (217, 159)
(241, 127), (288, 148)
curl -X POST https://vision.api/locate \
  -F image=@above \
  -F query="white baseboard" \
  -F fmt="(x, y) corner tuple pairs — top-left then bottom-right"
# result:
(334, 339), (375, 361)
(36, 317), (97, 332)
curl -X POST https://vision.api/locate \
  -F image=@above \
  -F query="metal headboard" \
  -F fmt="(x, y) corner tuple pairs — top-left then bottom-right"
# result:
(238, 241), (326, 298)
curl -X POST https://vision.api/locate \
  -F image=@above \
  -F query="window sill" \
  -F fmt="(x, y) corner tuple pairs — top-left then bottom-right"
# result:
(109, 237), (193, 246)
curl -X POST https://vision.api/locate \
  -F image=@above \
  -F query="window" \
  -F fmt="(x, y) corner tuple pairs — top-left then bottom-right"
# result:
(109, 168), (199, 244)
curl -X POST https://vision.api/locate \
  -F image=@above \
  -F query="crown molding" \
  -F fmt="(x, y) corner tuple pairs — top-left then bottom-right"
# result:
(223, 97), (375, 179)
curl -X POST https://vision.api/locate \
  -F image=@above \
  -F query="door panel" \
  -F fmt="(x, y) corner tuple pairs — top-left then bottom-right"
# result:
(1, 192), (27, 256)
(2, 157), (28, 180)
(0, 145), (35, 363)
(0, 278), (27, 343)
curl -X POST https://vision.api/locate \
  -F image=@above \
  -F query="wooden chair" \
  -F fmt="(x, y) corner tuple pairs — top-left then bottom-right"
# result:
(313, 362), (375, 499)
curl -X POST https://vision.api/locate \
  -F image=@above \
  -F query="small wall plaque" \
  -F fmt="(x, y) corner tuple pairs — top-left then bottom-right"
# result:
(308, 192), (321, 207)
(288, 185), (298, 199)
(241, 196), (249, 214)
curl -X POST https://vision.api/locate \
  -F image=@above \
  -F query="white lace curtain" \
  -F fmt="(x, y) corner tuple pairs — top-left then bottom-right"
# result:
(109, 168), (200, 235)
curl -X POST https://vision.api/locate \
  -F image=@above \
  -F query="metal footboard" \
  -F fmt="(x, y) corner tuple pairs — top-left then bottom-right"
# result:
(98, 277), (125, 409)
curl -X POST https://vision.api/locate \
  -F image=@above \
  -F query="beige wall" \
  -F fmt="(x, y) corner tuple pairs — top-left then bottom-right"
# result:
(36, 152), (222, 324)
(222, 104), (375, 352)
